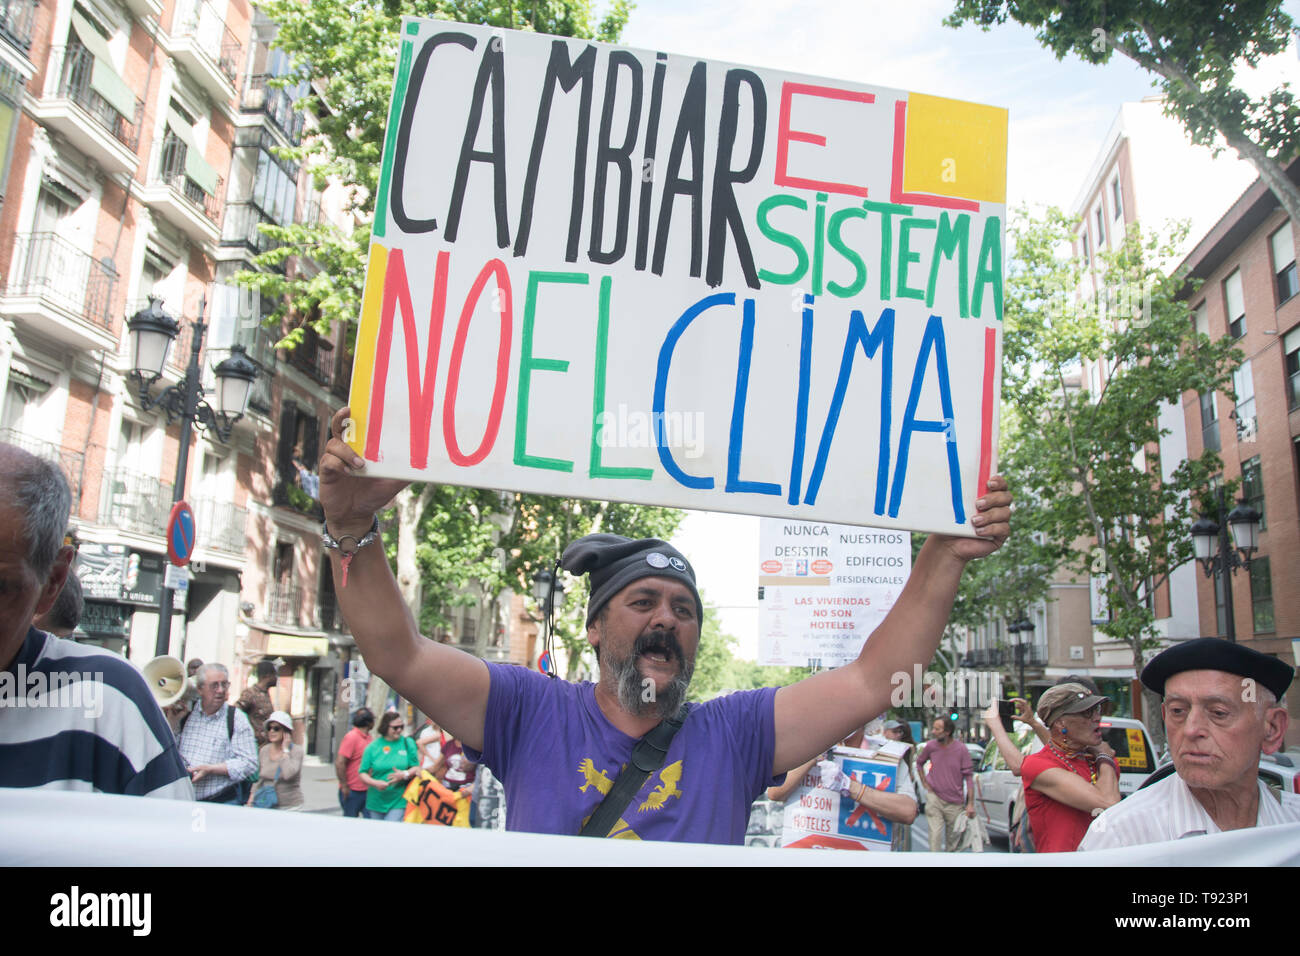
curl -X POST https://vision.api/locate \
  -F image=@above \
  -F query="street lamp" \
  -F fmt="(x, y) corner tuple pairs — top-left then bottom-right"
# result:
(126, 295), (259, 656)
(1007, 614), (1033, 698)
(1190, 486), (1261, 642)
(531, 568), (567, 618)
(531, 568), (567, 676)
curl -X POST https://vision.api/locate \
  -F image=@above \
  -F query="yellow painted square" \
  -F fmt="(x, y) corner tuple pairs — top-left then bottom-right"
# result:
(901, 93), (1008, 205)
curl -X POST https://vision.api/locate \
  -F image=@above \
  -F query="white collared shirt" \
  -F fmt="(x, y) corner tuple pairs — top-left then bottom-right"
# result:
(1079, 771), (1300, 850)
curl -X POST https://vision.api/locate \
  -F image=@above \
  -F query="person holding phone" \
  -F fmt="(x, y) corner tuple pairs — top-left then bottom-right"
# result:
(1019, 684), (1120, 851)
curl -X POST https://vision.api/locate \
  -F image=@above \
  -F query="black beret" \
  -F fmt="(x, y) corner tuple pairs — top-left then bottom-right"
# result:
(1141, 637), (1293, 701)
(560, 534), (703, 627)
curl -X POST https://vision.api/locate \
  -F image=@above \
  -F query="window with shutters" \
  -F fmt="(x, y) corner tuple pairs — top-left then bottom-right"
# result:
(1224, 270), (1246, 338)
(1241, 456), (1266, 531)
(0, 65), (22, 201)
(1250, 557), (1274, 635)
(1272, 223), (1297, 304)
(1192, 301), (1208, 340)
(1199, 390), (1220, 453)
(1232, 361), (1256, 441)
(1285, 325), (1300, 410)
(273, 401), (321, 516)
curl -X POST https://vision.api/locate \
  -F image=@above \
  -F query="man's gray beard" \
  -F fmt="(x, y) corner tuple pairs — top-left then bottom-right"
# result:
(609, 644), (694, 720)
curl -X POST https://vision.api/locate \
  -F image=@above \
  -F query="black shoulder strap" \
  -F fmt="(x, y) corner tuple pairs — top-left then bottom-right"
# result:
(579, 713), (685, 838)
(178, 706), (236, 739)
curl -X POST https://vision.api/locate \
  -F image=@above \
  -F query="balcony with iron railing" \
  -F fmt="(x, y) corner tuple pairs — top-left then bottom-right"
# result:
(330, 348), (352, 401)
(192, 497), (248, 554)
(0, 426), (86, 502)
(298, 197), (322, 228)
(99, 468), (173, 537)
(266, 581), (301, 627)
(170, 0), (242, 91)
(286, 327), (333, 387)
(48, 44), (142, 150)
(154, 135), (222, 222)
(1, 0), (38, 51)
(3, 232), (118, 349)
(242, 73), (304, 143)
(1011, 643), (1049, 667)
(317, 590), (350, 635)
(220, 201), (284, 263)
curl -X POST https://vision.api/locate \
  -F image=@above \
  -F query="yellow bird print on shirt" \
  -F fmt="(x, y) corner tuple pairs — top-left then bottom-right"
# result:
(577, 758), (613, 795)
(637, 760), (683, 811)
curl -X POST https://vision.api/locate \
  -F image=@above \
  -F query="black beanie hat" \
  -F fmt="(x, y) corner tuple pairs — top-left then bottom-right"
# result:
(560, 533), (703, 626)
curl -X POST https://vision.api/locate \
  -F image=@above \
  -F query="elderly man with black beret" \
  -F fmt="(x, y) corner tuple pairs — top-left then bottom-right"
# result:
(317, 408), (1012, 844)
(1079, 638), (1298, 850)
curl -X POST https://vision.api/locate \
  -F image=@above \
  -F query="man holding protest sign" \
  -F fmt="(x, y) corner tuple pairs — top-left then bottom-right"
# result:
(318, 406), (1011, 844)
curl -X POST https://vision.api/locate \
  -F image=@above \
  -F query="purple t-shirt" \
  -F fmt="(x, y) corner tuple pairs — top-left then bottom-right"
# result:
(463, 663), (783, 844)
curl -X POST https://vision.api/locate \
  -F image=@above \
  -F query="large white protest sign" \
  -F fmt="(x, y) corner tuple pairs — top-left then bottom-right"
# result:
(757, 519), (910, 667)
(346, 19), (1007, 535)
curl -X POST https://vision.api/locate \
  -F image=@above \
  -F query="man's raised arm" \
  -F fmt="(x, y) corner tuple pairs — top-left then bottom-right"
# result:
(319, 407), (490, 750)
(771, 477), (1012, 774)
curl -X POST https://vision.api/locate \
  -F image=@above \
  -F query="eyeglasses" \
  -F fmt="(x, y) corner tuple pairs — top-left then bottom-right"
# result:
(267, 725), (284, 732)
(1068, 704), (1103, 719)
(205, 681), (231, 689)
(390, 724), (404, 731)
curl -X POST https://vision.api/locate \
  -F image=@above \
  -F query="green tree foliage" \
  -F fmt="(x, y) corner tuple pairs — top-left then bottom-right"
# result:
(238, 0), (630, 337)
(998, 207), (1240, 669)
(945, 1), (1300, 225)
(943, 473), (1057, 636)
(687, 601), (810, 701)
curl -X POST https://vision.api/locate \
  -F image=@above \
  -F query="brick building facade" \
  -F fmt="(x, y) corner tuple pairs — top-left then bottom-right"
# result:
(1, 0), (362, 758)
(1178, 159), (1300, 745)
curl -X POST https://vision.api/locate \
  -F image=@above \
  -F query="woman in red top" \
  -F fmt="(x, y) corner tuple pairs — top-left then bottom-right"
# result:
(1020, 683), (1121, 852)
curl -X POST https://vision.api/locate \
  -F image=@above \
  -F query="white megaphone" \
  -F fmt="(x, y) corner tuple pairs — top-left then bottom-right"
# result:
(142, 655), (189, 708)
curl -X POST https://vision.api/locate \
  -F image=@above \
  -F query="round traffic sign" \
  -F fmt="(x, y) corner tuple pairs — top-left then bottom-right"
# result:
(537, 651), (553, 675)
(167, 501), (196, 567)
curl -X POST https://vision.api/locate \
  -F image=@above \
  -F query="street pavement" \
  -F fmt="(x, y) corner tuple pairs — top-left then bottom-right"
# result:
(299, 755), (343, 815)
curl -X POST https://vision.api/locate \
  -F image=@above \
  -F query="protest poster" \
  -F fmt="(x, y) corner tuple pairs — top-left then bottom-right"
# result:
(779, 740), (910, 851)
(346, 19), (1007, 535)
(757, 518), (910, 667)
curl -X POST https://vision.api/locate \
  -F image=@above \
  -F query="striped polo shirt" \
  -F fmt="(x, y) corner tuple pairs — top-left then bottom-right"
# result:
(0, 627), (193, 799)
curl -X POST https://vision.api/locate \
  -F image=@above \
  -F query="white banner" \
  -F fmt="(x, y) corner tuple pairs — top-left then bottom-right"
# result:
(757, 518), (910, 666)
(345, 19), (1008, 536)
(3, 790), (1298, 866)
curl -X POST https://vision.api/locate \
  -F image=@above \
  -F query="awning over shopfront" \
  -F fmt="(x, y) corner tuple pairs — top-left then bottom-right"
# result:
(265, 634), (328, 658)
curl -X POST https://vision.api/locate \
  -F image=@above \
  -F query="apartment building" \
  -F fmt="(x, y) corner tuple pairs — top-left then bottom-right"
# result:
(950, 93), (1280, 719)
(1178, 158), (1300, 745)
(0, 0), (366, 757)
